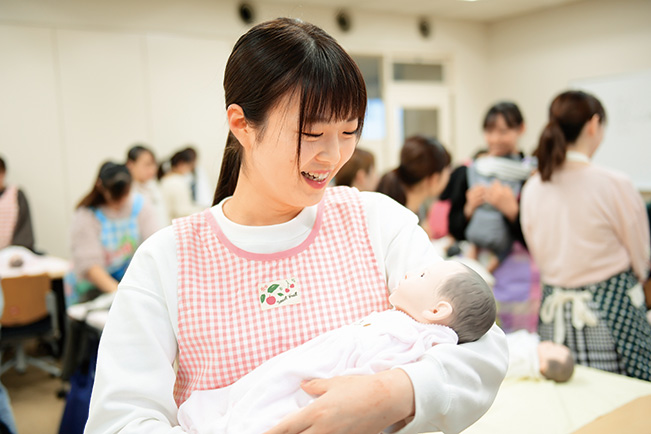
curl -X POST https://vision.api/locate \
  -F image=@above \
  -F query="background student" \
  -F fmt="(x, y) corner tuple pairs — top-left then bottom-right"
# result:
(0, 156), (36, 252)
(159, 148), (205, 222)
(125, 144), (168, 229)
(442, 102), (540, 333)
(521, 90), (651, 381)
(376, 135), (452, 231)
(334, 147), (379, 191)
(68, 162), (159, 305)
(85, 18), (508, 434)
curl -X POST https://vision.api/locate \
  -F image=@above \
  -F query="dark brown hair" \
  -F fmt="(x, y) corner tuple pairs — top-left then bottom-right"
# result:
(158, 147), (197, 180)
(213, 18), (367, 205)
(126, 144), (155, 163)
(77, 162), (132, 209)
(534, 90), (606, 181)
(376, 135), (451, 206)
(483, 101), (524, 131)
(334, 147), (375, 187)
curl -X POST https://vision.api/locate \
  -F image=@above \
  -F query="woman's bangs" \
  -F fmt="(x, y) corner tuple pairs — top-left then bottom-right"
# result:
(299, 53), (367, 131)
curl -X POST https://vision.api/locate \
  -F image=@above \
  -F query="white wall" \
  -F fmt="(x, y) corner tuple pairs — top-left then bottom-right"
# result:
(486, 0), (651, 155)
(0, 0), (489, 258)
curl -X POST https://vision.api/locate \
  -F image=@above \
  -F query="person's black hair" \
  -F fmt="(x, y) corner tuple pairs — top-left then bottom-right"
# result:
(0, 156), (5, 174)
(534, 90), (606, 181)
(483, 101), (524, 131)
(157, 148), (197, 180)
(126, 144), (155, 163)
(213, 18), (367, 205)
(376, 135), (450, 206)
(77, 162), (132, 209)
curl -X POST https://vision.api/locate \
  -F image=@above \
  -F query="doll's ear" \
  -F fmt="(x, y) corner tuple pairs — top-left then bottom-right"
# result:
(421, 301), (453, 324)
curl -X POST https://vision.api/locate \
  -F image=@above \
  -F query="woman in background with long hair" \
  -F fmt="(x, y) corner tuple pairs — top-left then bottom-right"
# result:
(521, 90), (651, 380)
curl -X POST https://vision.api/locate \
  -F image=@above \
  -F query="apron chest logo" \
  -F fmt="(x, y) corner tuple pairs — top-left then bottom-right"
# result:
(258, 277), (301, 310)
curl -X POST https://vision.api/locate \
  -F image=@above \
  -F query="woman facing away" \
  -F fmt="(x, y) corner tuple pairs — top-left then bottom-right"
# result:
(86, 18), (508, 434)
(521, 90), (651, 381)
(376, 135), (451, 231)
(334, 147), (379, 192)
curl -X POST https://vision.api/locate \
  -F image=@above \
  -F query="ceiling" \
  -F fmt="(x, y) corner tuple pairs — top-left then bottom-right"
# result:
(266, 0), (584, 23)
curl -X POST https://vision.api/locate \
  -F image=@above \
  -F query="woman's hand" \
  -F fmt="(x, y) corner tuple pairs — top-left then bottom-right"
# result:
(484, 180), (519, 222)
(464, 185), (487, 219)
(86, 264), (119, 293)
(264, 369), (414, 434)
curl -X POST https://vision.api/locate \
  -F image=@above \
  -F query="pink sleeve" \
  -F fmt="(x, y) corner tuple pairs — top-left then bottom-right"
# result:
(609, 177), (650, 282)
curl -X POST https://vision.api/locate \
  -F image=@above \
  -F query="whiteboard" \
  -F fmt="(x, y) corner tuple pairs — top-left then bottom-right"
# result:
(570, 69), (651, 191)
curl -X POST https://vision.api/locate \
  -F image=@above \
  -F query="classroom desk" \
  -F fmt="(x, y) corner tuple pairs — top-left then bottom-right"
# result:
(0, 246), (72, 353)
(458, 366), (651, 434)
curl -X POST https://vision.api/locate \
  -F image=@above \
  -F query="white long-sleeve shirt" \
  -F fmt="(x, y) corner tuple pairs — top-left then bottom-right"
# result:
(177, 310), (458, 434)
(86, 191), (508, 434)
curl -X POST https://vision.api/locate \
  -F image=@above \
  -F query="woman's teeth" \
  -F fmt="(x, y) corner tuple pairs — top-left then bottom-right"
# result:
(302, 171), (329, 182)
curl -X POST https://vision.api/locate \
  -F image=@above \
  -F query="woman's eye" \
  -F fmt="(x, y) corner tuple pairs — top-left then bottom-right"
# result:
(302, 132), (323, 138)
(343, 129), (358, 136)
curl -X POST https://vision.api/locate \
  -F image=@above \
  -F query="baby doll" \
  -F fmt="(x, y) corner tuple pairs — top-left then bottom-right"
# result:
(177, 260), (497, 434)
(465, 155), (535, 272)
(506, 329), (574, 383)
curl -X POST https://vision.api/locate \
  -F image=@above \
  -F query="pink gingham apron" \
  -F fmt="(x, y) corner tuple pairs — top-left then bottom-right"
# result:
(172, 186), (390, 405)
(0, 186), (18, 249)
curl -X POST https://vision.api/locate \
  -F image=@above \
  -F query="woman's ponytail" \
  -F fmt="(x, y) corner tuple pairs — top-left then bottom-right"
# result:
(376, 169), (407, 206)
(213, 131), (243, 205)
(535, 120), (566, 182)
(534, 90), (606, 182)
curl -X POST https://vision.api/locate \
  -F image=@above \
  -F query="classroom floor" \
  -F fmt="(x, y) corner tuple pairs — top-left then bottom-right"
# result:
(1, 340), (67, 434)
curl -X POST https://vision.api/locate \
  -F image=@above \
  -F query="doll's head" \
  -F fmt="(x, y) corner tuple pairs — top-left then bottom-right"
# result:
(389, 260), (496, 344)
(538, 341), (574, 383)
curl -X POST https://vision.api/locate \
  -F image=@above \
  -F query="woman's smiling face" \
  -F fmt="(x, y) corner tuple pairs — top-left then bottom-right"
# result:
(241, 93), (359, 216)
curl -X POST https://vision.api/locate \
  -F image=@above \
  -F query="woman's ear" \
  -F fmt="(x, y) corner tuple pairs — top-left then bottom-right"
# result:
(586, 114), (601, 136)
(421, 300), (453, 324)
(227, 104), (254, 150)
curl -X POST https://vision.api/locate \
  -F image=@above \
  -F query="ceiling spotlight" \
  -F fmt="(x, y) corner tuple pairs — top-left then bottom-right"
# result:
(238, 3), (255, 25)
(418, 18), (432, 38)
(336, 10), (352, 32)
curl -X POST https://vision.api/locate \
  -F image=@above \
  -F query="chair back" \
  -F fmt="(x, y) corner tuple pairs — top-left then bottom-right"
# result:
(1, 273), (51, 327)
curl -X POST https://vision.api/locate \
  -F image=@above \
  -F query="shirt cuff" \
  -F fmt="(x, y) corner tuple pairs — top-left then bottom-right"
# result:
(391, 357), (449, 434)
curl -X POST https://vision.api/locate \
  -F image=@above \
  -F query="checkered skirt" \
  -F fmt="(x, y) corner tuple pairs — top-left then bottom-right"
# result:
(173, 187), (390, 405)
(539, 270), (651, 380)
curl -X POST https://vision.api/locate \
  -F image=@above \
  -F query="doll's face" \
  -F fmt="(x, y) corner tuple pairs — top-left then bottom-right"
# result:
(389, 261), (464, 323)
